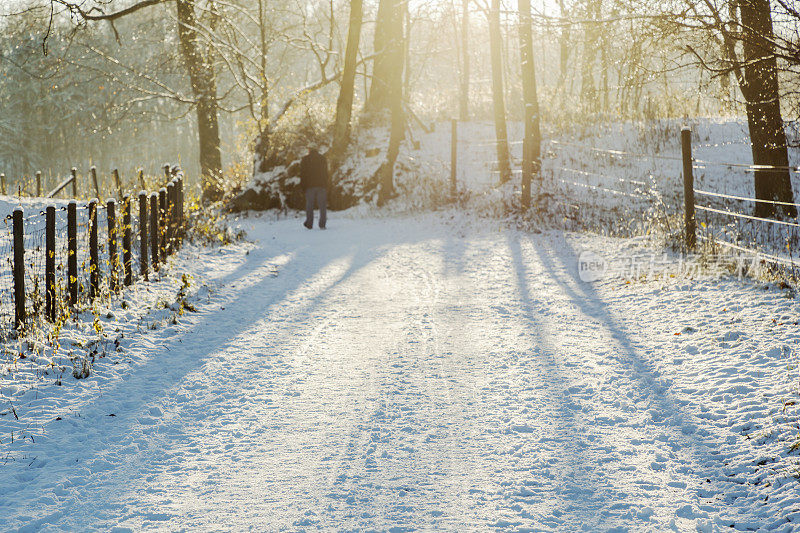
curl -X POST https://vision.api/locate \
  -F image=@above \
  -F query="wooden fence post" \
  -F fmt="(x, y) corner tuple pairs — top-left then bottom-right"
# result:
(177, 176), (184, 244)
(1, 173), (6, 195)
(13, 208), (24, 329)
(451, 119), (457, 200)
(681, 126), (696, 251)
(138, 192), (149, 281)
(158, 187), (167, 260)
(166, 180), (175, 254)
(123, 195), (133, 286)
(113, 169), (123, 200)
(173, 178), (180, 246)
(173, 178), (180, 247)
(150, 192), (159, 271)
(163, 164), (171, 183)
(90, 167), (100, 199)
(71, 167), (78, 198)
(107, 199), (119, 293)
(36, 171), (42, 197)
(89, 199), (99, 300)
(45, 205), (56, 321)
(180, 176), (185, 233)
(67, 201), (78, 306)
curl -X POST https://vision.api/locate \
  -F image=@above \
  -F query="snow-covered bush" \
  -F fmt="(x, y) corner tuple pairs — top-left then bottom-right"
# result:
(186, 196), (246, 246)
(71, 354), (91, 380)
(230, 120), (456, 213)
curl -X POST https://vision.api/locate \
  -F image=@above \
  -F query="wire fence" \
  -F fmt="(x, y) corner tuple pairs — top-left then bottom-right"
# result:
(0, 168), (187, 339)
(0, 165), (174, 203)
(548, 128), (800, 276)
(449, 121), (800, 279)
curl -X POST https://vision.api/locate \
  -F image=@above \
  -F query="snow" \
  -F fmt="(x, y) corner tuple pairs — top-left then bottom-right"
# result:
(369, 118), (800, 226)
(1, 209), (800, 530)
(245, 117), (792, 230)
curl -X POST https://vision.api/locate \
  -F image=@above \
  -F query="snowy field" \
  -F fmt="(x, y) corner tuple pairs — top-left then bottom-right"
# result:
(397, 119), (800, 243)
(442, 118), (800, 201)
(1, 210), (800, 530)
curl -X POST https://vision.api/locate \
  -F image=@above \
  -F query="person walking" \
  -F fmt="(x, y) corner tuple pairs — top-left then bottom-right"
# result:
(300, 146), (329, 230)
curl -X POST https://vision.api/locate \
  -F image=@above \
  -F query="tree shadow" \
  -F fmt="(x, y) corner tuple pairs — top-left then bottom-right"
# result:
(0, 224), (429, 529)
(504, 233), (612, 522)
(507, 231), (729, 528)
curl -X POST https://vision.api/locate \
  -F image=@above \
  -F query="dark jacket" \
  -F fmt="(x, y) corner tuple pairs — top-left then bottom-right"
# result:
(299, 150), (329, 191)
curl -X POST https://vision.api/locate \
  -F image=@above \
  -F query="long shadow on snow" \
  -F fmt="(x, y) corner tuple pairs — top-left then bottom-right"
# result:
(505, 233), (621, 524)
(524, 233), (742, 523)
(100, 237), (398, 526)
(1, 228), (424, 529)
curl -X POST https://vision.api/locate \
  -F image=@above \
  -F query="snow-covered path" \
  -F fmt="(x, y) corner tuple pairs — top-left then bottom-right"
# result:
(1, 213), (799, 531)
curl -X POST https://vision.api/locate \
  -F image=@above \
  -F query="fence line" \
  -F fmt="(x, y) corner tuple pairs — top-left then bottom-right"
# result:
(549, 126), (800, 272)
(548, 140), (685, 162)
(550, 166), (649, 187)
(692, 158), (800, 172)
(694, 205), (800, 229)
(694, 189), (800, 208)
(554, 177), (648, 200)
(3, 167), (187, 336)
(0, 164), (175, 203)
(447, 119), (800, 274)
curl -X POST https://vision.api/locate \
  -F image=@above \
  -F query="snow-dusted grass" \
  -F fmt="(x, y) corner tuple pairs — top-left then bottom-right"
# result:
(0, 211), (799, 530)
(0, 238), (246, 451)
(386, 118), (800, 271)
(0, 193), (250, 451)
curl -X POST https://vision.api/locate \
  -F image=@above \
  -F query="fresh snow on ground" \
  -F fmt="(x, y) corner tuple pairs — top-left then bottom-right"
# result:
(375, 118), (800, 218)
(1, 209), (800, 531)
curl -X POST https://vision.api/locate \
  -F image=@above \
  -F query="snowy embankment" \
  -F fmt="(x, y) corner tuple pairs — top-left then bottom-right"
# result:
(0, 210), (798, 530)
(418, 118), (800, 200)
(241, 117), (798, 233)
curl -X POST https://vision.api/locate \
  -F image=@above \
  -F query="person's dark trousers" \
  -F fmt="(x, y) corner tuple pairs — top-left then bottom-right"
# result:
(304, 187), (327, 228)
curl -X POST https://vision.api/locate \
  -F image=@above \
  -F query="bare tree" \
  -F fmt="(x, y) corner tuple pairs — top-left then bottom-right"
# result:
(49, 0), (224, 200)
(329, 0), (363, 167)
(176, 0), (223, 201)
(556, 0), (572, 91)
(684, 0), (795, 217)
(485, 0), (511, 184)
(459, 0), (470, 121)
(365, 0), (398, 115)
(737, 0), (795, 217)
(519, 0), (541, 208)
(375, 0), (407, 203)
(580, 0), (601, 109)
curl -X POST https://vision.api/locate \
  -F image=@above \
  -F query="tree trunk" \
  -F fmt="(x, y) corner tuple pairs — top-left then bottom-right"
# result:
(402, 1), (412, 98)
(330, 0), (363, 167)
(580, 0), (601, 109)
(375, 0), (407, 204)
(377, 76), (404, 205)
(253, 0), (271, 174)
(737, 0), (796, 218)
(557, 0), (571, 90)
(519, 0), (541, 209)
(258, 0), (268, 131)
(365, 0), (396, 116)
(601, 32), (609, 112)
(459, 0), (470, 121)
(489, 0), (512, 184)
(257, 0), (269, 133)
(176, 0), (223, 201)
